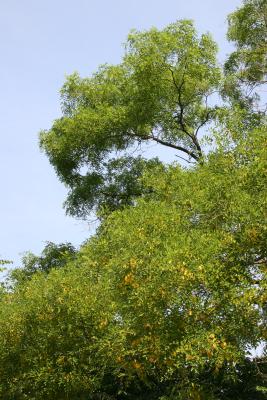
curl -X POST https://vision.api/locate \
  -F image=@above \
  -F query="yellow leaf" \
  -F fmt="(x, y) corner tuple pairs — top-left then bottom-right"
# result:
(124, 273), (133, 284)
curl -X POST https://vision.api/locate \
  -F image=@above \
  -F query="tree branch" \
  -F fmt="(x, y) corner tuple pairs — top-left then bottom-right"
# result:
(146, 134), (199, 161)
(168, 67), (203, 158)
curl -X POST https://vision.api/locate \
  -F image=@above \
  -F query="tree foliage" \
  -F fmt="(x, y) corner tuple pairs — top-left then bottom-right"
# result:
(1, 119), (266, 398)
(1, 1), (267, 398)
(224, 0), (267, 107)
(7, 242), (76, 288)
(40, 20), (221, 217)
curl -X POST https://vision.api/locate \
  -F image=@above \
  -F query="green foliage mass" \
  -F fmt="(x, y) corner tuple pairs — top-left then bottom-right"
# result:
(1, 121), (266, 398)
(224, 0), (267, 107)
(1, 1), (267, 398)
(40, 20), (221, 217)
(7, 242), (77, 289)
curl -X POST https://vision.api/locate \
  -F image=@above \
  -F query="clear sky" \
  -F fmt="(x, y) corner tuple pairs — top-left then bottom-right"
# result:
(0, 0), (242, 268)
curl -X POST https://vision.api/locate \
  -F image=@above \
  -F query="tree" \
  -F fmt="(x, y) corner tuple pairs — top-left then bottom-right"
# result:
(0, 2), (266, 398)
(0, 262), (116, 399)
(8, 242), (76, 288)
(1, 116), (266, 399)
(79, 120), (266, 398)
(224, 0), (267, 108)
(40, 20), (221, 218)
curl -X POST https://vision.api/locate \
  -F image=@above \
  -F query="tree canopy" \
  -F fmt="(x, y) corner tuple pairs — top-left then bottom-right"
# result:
(40, 20), (221, 217)
(224, 0), (267, 107)
(1, 0), (266, 399)
(7, 242), (77, 289)
(1, 120), (266, 399)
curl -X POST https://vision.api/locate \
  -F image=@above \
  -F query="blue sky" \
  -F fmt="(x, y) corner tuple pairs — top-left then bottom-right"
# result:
(0, 0), (242, 268)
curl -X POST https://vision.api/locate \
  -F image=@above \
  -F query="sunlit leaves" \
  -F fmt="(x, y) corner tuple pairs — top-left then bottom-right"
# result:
(40, 20), (221, 218)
